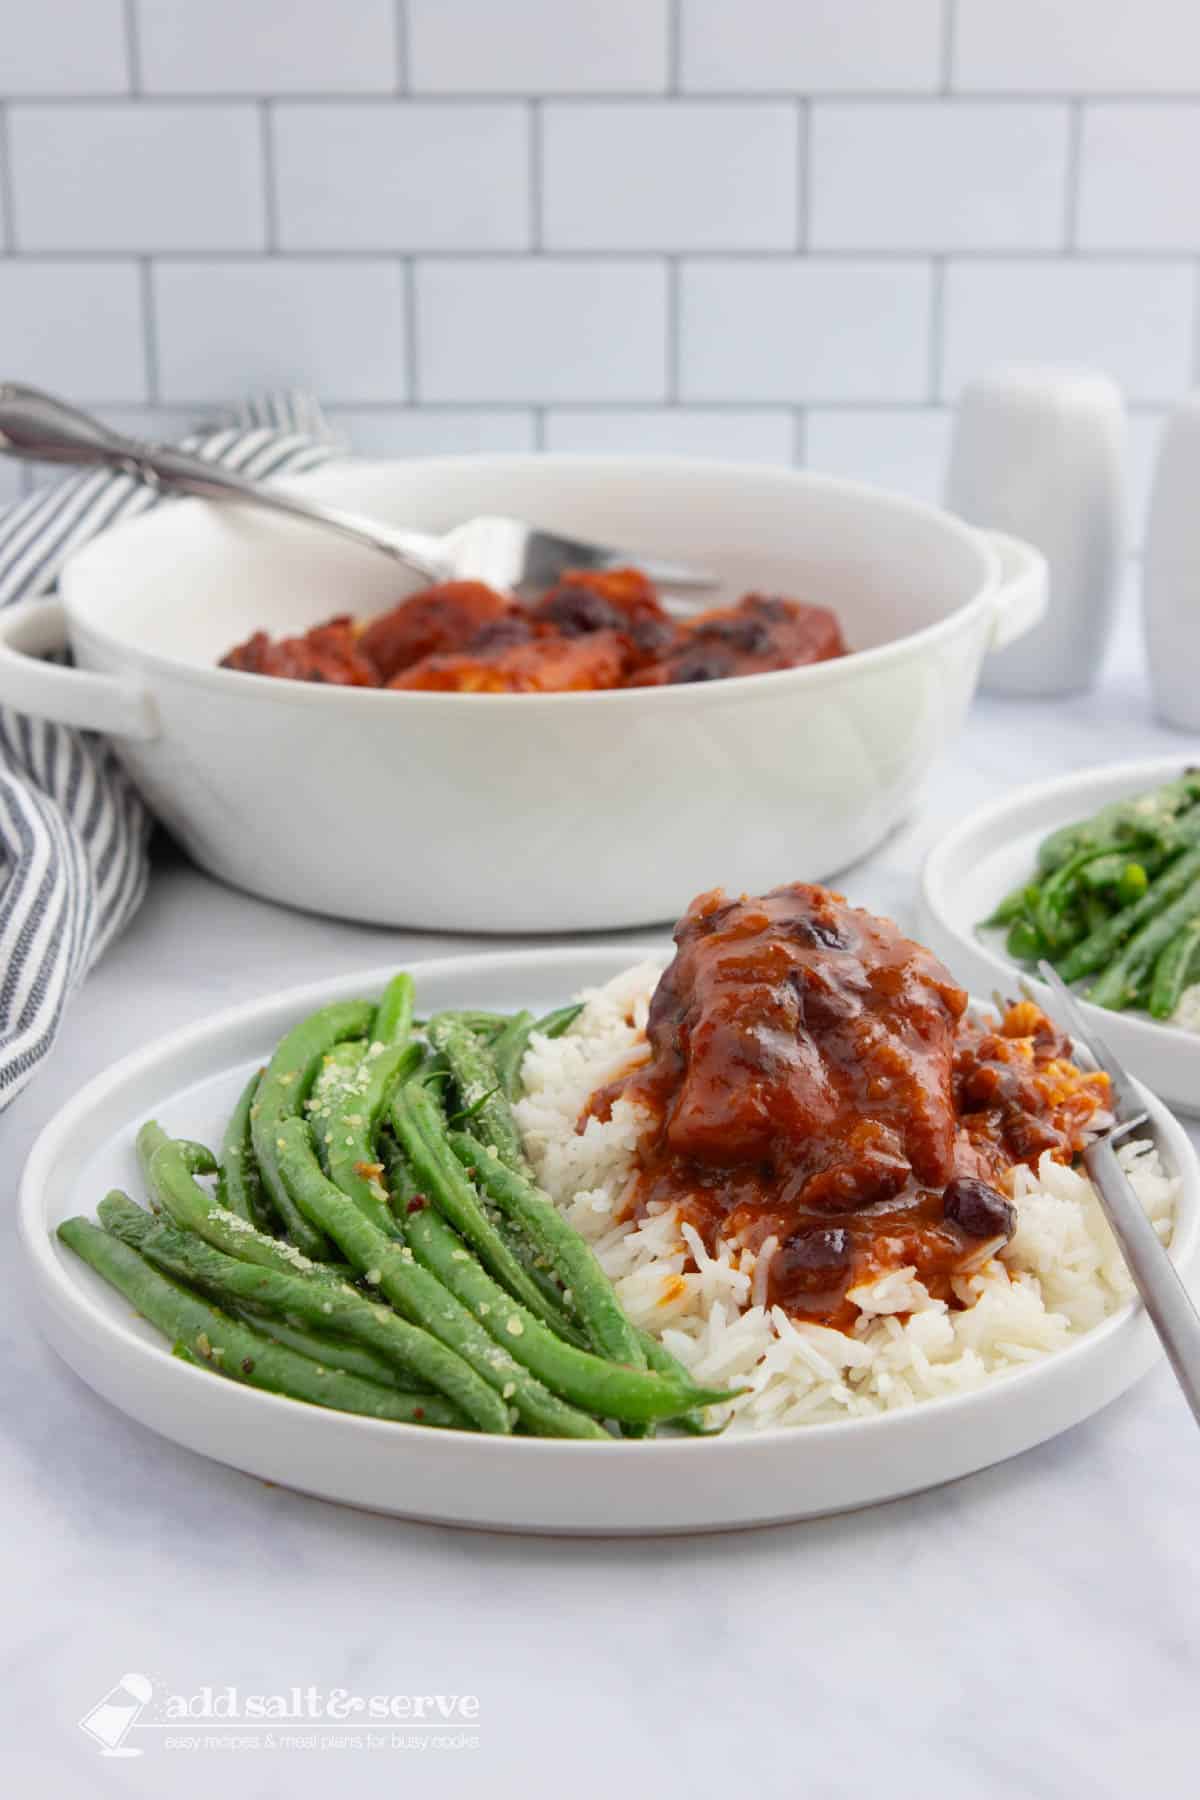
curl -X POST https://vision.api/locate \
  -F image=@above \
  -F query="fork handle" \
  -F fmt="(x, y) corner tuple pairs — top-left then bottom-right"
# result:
(0, 382), (451, 581)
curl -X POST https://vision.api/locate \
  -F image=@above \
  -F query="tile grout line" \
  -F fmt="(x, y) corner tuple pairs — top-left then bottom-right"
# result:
(928, 257), (945, 404)
(395, 0), (408, 94)
(139, 258), (160, 405)
(792, 409), (807, 469)
(1063, 99), (1083, 249)
(529, 99), (542, 251)
(667, 0), (681, 94)
(123, 0), (142, 94)
(666, 256), (680, 403)
(13, 89), (1200, 106)
(797, 97), (811, 249)
(260, 101), (278, 253)
(0, 105), (15, 253)
(940, 0), (957, 94)
(9, 247), (1200, 265)
(403, 255), (418, 404)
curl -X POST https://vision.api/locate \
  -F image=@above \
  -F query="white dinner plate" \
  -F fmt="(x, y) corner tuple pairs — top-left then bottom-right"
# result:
(920, 756), (1200, 1118)
(20, 946), (1200, 1535)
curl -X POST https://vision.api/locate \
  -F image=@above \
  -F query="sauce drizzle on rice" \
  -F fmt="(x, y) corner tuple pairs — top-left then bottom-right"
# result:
(584, 884), (1112, 1332)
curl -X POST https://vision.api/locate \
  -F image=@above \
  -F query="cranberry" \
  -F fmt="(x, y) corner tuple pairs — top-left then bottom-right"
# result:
(942, 1177), (1016, 1240)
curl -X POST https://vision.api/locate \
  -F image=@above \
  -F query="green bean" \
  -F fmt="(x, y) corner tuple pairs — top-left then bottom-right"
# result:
(1116, 862), (1151, 907)
(1088, 877), (1200, 1010)
(533, 1002), (585, 1040)
(56, 1217), (467, 1428)
(373, 972), (415, 1046)
(426, 1015), (530, 1174)
(272, 1113), (604, 1439)
(1082, 893), (1109, 937)
(390, 1083), (572, 1333)
(251, 998), (374, 1260)
(229, 1311), (412, 1387)
(984, 882), (1036, 928)
(403, 1204), (738, 1423)
(323, 1042), (421, 1238)
(1057, 843), (1200, 982)
(1036, 774), (1200, 874)
(1148, 918), (1200, 1019)
(450, 1130), (644, 1367)
(1034, 849), (1102, 949)
(1006, 917), (1044, 962)
(635, 1329), (726, 1435)
(97, 1190), (509, 1417)
(138, 1126), (355, 1289)
(217, 1069), (275, 1233)
(491, 1011), (535, 1100)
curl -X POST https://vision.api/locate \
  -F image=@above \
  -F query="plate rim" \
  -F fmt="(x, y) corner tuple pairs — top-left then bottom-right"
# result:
(19, 941), (1200, 1465)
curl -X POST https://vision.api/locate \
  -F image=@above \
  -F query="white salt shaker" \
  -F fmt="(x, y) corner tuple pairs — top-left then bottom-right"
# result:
(945, 366), (1126, 696)
(1143, 393), (1200, 732)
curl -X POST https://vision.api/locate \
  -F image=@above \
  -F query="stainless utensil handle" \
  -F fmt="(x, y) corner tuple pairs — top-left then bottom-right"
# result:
(1087, 1133), (1200, 1427)
(0, 382), (451, 581)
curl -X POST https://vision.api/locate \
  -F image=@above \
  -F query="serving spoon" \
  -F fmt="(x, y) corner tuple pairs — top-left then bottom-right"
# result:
(0, 383), (720, 599)
(1037, 960), (1200, 1428)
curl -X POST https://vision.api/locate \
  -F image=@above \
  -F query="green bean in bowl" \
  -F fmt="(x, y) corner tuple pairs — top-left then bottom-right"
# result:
(979, 769), (1200, 1024)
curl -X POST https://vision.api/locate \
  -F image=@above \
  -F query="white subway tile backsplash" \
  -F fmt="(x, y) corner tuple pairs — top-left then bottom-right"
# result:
(680, 261), (932, 402)
(415, 260), (668, 402)
(810, 103), (1070, 250)
(154, 262), (407, 404)
(325, 410), (538, 457)
(955, 0), (1200, 93)
(681, 0), (943, 93)
(0, 0), (128, 94)
(1078, 106), (1200, 250)
(273, 104), (529, 251)
(1126, 412), (1165, 551)
(0, 262), (146, 401)
(9, 105), (265, 251)
(407, 0), (669, 93)
(941, 261), (1196, 403)
(136, 0), (399, 94)
(544, 409), (795, 462)
(541, 102), (798, 251)
(804, 409), (951, 504)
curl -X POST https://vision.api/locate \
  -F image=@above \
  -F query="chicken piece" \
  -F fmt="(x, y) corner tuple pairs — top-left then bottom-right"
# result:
(219, 616), (379, 686)
(629, 594), (846, 686)
(529, 567), (678, 665)
(357, 581), (511, 682)
(389, 629), (630, 694)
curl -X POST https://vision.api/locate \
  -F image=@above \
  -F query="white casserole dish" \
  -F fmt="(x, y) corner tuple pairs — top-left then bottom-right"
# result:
(0, 456), (1044, 932)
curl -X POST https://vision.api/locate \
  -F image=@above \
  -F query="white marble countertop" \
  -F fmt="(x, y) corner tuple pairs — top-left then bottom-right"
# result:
(4, 621), (1199, 1798)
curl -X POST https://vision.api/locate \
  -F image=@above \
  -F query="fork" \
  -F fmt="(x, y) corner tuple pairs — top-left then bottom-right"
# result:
(1038, 960), (1200, 1427)
(0, 383), (720, 600)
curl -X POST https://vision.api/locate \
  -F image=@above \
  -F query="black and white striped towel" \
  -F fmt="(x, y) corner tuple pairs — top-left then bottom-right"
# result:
(0, 394), (340, 1112)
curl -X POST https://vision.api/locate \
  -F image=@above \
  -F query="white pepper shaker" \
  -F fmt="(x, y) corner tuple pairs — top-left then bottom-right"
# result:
(1143, 393), (1200, 732)
(945, 366), (1126, 696)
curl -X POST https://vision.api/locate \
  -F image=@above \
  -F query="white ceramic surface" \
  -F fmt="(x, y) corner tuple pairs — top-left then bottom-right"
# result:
(920, 757), (1200, 1116)
(946, 365), (1126, 698)
(0, 456), (1044, 932)
(19, 944), (1198, 1536)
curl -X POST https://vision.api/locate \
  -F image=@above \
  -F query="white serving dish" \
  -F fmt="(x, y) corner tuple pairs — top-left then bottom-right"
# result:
(20, 945), (1198, 1536)
(0, 456), (1044, 932)
(920, 757), (1200, 1117)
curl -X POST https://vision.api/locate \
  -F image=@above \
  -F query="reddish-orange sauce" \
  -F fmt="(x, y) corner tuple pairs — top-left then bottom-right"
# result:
(588, 885), (1110, 1330)
(219, 567), (847, 693)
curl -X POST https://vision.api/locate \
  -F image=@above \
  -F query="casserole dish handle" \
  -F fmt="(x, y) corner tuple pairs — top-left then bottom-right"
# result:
(981, 529), (1048, 651)
(0, 598), (159, 740)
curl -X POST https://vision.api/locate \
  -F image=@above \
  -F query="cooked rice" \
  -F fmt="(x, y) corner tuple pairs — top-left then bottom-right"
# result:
(514, 961), (1179, 1430)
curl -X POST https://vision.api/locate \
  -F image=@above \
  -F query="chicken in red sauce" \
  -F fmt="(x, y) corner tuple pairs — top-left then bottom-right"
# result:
(219, 567), (847, 693)
(588, 885), (1110, 1331)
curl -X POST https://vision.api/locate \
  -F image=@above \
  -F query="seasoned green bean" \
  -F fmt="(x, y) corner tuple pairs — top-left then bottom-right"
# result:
(273, 1114), (605, 1439)
(531, 1002), (585, 1040)
(426, 1015), (531, 1174)
(56, 1217), (468, 1428)
(1088, 877), (1200, 1010)
(403, 1204), (738, 1424)
(251, 998), (374, 1260)
(217, 1069), (275, 1232)
(323, 1041), (420, 1238)
(390, 1084), (572, 1333)
(451, 1130), (644, 1367)
(491, 1011), (535, 1100)
(1148, 917), (1200, 1019)
(97, 1191), (519, 1418)
(1057, 843), (1200, 982)
(373, 972), (415, 1047)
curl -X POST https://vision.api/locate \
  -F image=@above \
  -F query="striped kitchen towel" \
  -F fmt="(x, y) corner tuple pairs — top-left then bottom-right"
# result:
(0, 394), (340, 1111)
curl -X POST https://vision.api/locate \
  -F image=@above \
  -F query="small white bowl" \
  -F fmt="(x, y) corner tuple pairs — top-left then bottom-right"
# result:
(920, 756), (1200, 1116)
(21, 946), (1197, 1534)
(0, 456), (1044, 933)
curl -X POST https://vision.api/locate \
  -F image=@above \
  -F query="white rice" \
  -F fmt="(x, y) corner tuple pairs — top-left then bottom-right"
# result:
(515, 962), (1179, 1430)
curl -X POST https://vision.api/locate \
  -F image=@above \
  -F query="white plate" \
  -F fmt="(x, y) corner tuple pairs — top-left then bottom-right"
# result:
(920, 757), (1200, 1118)
(20, 946), (1200, 1535)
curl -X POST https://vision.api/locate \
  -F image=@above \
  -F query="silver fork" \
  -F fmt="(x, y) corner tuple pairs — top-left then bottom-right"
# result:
(1037, 960), (1200, 1427)
(0, 384), (720, 599)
